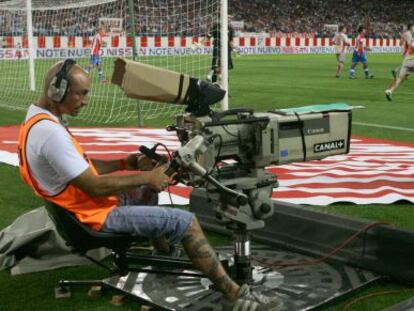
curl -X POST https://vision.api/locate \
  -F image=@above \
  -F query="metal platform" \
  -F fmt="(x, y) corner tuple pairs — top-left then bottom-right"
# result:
(386, 297), (414, 311)
(103, 245), (380, 311)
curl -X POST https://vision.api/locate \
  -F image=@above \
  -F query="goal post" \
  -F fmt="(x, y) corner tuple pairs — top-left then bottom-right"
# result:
(324, 24), (339, 37)
(220, 0), (229, 111)
(0, 0), (228, 124)
(26, 0), (36, 91)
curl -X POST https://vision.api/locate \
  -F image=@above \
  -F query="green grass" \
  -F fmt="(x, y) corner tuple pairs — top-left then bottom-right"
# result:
(1, 53), (414, 310)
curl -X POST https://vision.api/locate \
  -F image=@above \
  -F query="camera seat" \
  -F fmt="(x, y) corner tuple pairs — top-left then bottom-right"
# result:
(44, 202), (198, 300)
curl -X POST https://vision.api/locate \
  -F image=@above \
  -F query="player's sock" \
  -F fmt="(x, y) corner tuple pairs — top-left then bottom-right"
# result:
(349, 69), (355, 79)
(206, 70), (214, 82)
(98, 69), (105, 81)
(98, 70), (108, 83)
(364, 69), (373, 79)
(385, 89), (393, 101)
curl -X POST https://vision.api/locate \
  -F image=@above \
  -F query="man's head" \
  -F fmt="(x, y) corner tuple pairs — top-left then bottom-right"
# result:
(408, 23), (414, 33)
(43, 60), (91, 117)
(97, 25), (106, 35)
(339, 25), (346, 33)
(358, 26), (365, 34)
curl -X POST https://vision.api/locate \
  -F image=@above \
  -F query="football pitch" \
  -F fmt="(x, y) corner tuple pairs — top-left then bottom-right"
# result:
(0, 53), (414, 310)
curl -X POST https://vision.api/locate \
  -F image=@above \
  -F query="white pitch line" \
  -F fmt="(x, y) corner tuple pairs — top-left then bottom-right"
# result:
(353, 122), (414, 132)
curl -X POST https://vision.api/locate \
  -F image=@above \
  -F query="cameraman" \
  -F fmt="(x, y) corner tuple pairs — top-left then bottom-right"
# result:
(18, 60), (281, 311)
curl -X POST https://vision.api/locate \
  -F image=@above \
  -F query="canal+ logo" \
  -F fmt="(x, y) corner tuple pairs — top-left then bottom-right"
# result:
(313, 140), (345, 153)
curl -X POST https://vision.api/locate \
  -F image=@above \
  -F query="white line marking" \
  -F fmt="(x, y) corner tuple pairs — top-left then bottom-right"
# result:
(354, 122), (414, 132)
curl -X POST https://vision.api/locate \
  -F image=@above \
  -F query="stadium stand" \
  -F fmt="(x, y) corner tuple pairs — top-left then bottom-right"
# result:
(229, 0), (414, 38)
(0, 0), (413, 38)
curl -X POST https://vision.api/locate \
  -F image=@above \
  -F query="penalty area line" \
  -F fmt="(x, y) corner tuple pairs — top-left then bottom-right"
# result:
(353, 122), (414, 132)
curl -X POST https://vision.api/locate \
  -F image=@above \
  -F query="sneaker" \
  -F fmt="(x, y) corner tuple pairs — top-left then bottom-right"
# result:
(365, 74), (374, 79)
(222, 284), (283, 311)
(349, 75), (356, 79)
(385, 89), (393, 101)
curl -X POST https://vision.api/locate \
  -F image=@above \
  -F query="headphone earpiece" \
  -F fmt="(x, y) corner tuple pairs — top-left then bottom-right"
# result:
(47, 59), (76, 103)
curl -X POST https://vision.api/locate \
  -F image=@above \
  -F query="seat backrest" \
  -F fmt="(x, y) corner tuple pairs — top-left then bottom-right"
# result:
(44, 202), (140, 253)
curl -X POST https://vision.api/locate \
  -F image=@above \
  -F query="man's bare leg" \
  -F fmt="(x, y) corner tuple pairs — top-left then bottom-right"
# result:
(182, 216), (240, 301)
(385, 72), (407, 101)
(389, 75), (407, 92)
(336, 62), (344, 77)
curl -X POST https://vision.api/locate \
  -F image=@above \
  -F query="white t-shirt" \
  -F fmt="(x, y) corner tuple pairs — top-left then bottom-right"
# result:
(25, 105), (89, 195)
(401, 30), (413, 58)
(334, 32), (349, 53)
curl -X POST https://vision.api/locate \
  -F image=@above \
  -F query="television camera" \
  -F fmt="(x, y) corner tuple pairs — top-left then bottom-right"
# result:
(112, 58), (353, 283)
(141, 106), (352, 283)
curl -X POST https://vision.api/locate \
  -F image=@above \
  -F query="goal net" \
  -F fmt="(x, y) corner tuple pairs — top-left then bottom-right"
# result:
(323, 24), (339, 37)
(0, 0), (221, 124)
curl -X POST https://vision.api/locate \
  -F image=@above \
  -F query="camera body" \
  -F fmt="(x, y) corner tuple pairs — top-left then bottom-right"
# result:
(167, 106), (352, 229)
(173, 107), (352, 173)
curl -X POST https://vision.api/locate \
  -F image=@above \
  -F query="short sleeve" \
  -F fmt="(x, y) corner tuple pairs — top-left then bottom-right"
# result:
(41, 125), (89, 184)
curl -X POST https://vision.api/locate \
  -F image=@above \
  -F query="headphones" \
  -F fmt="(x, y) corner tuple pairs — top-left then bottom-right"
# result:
(47, 59), (76, 103)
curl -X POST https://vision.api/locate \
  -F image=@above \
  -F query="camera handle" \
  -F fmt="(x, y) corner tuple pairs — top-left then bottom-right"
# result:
(140, 137), (249, 206)
(211, 108), (254, 122)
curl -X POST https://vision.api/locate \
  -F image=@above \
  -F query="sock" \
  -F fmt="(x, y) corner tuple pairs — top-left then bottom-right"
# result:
(98, 69), (104, 80)
(364, 68), (369, 77)
(349, 69), (355, 77)
(207, 70), (214, 81)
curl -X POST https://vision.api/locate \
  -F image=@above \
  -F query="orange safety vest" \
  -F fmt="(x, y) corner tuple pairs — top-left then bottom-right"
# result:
(18, 113), (118, 230)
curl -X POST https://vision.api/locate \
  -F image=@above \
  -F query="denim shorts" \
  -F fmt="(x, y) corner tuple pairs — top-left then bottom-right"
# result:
(101, 186), (193, 246)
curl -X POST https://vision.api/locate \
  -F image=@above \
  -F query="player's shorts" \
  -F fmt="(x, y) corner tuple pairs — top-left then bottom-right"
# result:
(90, 54), (101, 66)
(336, 53), (346, 63)
(352, 51), (367, 64)
(399, 57), (414, 77)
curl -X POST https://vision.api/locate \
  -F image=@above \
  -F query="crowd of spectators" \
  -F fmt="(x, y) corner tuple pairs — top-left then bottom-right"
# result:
(230, 0), (414, 38)
(0, 0), (413, 38)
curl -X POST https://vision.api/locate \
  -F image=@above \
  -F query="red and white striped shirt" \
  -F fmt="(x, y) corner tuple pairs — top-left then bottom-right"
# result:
(355, 33), (365, 54)
(91, 33), (103, 56)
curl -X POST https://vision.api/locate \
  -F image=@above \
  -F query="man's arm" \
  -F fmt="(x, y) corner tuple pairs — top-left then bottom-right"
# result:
(71, 164), (169, 196)
(91, 159), (123, 174)
(91, 153), (155, 174)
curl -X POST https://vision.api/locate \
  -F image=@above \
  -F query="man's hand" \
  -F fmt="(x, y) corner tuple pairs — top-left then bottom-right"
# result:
(125, 153), (155, 171)
(146, 164), (171, 192)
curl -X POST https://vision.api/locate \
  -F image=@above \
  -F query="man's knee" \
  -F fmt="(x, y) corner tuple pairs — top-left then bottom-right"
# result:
(187, 214), (198, 227)
(185, 214), (203, 233)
